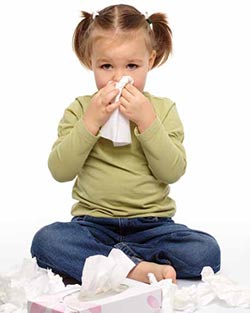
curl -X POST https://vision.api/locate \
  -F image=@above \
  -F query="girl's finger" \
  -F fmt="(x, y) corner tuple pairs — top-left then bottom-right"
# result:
(106, 101), (120, 113)
(98, 82), (119, 104)
(119, 96), (129, 109)
(124, 83), (137, 94)
(99, 81), (116, 96)
(121, 88), (133, 101)
(105, 88), (120, 104)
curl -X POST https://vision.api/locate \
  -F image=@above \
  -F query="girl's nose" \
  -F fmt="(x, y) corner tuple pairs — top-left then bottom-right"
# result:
(113, 71), (124, 82)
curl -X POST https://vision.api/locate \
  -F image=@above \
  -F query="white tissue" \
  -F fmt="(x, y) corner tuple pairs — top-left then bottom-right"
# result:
(148, 273), (176, 313)
(2, 257), (250, 313)
(201, 266), (250, 308)
(100, 76), (134, 146)
(174, 267), (250, 312)
(0, 258), (66, 313)
(174, 283), (214, 312)
(79, 248), (135, 299)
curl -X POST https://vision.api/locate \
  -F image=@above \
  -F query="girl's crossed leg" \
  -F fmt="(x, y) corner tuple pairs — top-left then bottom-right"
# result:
(31, 216), (220, 284)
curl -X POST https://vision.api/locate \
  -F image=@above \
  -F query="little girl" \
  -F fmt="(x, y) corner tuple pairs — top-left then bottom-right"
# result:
(31, 4), (220, 285)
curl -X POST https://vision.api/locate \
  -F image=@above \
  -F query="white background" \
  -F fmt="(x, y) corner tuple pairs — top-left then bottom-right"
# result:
(0, 0), (249, 294)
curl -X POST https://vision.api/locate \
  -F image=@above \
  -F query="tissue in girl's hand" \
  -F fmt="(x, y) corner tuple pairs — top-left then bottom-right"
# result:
(115, 76), (134, 93)
(79, 248), (135, 299)
(100, 76), (134, 146)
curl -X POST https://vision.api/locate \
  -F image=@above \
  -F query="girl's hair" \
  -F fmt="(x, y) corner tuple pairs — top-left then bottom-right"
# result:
(73, 4), (172, 69)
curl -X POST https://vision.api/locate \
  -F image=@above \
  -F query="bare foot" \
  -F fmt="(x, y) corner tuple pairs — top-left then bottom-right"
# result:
(127, 261), (176, 284)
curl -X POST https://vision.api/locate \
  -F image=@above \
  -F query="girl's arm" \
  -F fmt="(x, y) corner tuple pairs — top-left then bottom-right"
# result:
(135, 102), (187, 184)
(48, 82), (119, 182)
(48, 98), (99, 182)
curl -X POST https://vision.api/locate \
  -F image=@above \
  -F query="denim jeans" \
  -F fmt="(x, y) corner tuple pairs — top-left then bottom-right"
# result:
(31, 216), (221, 283)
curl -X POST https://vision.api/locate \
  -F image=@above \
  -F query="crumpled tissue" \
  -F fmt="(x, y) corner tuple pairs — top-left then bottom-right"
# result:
(2, 255), (250, 313)
(79, 248), (135, 299)
(174, 266), (250, 312)
(148, 273), (176, 313)
(100, 76), (134, 146)
(0, 258), (66, 313)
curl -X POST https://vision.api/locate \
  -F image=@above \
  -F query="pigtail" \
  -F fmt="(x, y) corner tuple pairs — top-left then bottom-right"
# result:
(73, 11), (93, 68)
(148, 13), (172, 68)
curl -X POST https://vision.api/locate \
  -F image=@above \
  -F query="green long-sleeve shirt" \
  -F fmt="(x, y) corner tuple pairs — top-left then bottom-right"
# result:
(48, 92), (186, 218)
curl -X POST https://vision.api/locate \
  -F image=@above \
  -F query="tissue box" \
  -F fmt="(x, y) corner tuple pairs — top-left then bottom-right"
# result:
(28, 279), (163, 313)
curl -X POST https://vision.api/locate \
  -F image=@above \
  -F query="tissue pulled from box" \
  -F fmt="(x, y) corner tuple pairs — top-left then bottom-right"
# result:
(100, 76), (134, 146)
(79, 248), (135, 299)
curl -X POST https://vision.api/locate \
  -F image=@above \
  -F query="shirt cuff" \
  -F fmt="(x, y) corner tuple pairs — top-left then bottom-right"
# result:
(75, 118), (100, 145)
(134, 117), (162, 142)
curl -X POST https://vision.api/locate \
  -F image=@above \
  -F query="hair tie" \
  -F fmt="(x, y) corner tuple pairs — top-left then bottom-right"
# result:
(147, 18), (153, 25)
(143, 11), (153, 29)
(92, 11), (99, 20)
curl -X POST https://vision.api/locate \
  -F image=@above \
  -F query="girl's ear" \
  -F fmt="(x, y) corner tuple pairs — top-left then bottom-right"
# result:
(148, 50), (156, 70)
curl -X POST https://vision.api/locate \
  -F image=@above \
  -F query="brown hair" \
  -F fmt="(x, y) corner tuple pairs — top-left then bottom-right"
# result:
(73, 4), (172, 69)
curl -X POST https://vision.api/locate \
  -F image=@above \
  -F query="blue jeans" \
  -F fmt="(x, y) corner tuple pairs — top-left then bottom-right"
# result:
(31, 216), (220, 283)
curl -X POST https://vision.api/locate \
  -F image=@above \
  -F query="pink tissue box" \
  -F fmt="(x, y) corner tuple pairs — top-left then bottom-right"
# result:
(27, 279), (163, 313)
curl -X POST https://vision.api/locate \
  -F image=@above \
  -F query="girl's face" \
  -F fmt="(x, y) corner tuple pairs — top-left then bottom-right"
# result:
(90, 29), (156, 91)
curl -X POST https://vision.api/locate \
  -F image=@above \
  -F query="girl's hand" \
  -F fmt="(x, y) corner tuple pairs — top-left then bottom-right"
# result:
(120, 84), (156, 133)
(82, 82), (120, 135)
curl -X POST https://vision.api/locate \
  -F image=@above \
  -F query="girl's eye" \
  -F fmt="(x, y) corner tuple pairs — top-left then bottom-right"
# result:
(101, 64), (112, 70)
(127, 64), (138, 70)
